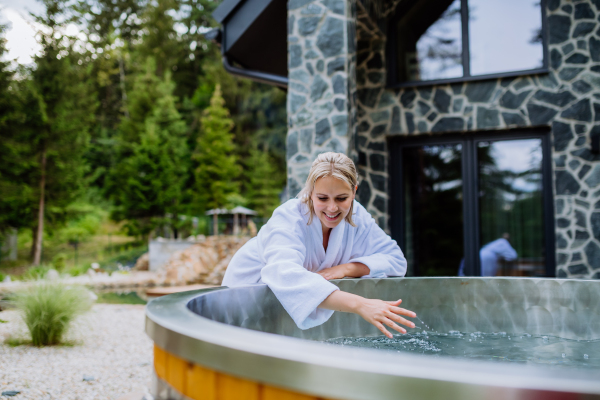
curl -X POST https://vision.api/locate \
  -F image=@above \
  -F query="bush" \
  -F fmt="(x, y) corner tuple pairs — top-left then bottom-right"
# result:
(65, 263), (90, 277)
(51, 253), (67, 271)
(21, 265), (51, 281)
(14, 283), (92, 346)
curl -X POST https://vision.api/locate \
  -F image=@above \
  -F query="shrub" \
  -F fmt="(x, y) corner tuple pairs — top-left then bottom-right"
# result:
(51, 253), (67, 271)
(14, 283), (92, 346)
(21, 265), (52, 281)
(65, 263), (90, 277)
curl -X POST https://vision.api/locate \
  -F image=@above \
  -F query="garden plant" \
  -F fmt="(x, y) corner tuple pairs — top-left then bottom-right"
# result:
(14, 283), (92, 346)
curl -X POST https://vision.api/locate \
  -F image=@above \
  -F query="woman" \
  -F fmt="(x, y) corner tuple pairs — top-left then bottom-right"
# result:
(222, 152), (416, 338)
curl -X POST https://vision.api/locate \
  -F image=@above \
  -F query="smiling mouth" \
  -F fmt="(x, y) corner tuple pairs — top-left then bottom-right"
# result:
(324, 212), (341, 221)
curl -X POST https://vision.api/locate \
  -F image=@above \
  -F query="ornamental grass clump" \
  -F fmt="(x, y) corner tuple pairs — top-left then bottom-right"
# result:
(15, 283), (92, 346)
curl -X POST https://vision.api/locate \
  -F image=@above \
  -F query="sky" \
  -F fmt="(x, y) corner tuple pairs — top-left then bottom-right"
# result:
(0, 0), (44, 65)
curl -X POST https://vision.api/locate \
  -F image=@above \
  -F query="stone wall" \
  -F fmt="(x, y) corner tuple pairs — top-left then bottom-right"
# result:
(352, 0), (600, 278)
(286, 0), (358, 195)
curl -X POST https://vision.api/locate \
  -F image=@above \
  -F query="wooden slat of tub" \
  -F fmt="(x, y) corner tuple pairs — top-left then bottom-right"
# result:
(262, 385), (320, 400)
(186, 363), (217, 400)
(216, 373), (261, 400)
(154, 344), (167, 380)
(155, 346), (343, 400)
(167, 352), (187, 395)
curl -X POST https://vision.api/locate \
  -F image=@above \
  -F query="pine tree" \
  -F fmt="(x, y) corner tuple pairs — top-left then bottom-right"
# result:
(245, 146), (282, 218)
(192, 84), (240, 214)
(0, 3), (97, 264)
(0, 24), (32, 239)
(26, 1), (97, 264)
(109, 58), (189, 239)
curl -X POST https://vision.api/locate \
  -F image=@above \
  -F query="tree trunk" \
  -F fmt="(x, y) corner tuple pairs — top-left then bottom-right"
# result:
(119, 56), (129, 118)
(32, 148), (47, 266)
(30, 225), (37, 260)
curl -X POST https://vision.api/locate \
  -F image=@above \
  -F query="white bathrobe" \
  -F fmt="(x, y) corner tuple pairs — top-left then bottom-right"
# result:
(222, 199), (407, 330)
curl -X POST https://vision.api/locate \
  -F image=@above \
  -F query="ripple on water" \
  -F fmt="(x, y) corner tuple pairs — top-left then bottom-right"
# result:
(324, 331), (600, 370)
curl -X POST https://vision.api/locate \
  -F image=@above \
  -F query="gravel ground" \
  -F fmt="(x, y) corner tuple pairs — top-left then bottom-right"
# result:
(0, 304), (153, 400)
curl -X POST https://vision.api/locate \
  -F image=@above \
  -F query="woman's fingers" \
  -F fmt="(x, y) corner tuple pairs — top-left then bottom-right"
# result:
(375, 322), (393, 338)
(390, 306), (417, 318)
(385, 311), (415, 328)
(385, 299), (402, 306)
(382, 317), (406, 334)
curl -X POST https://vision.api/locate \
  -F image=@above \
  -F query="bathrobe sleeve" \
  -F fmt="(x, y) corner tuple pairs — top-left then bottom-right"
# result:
(259, 202), (339, 330)
(348, 203), (407, 279)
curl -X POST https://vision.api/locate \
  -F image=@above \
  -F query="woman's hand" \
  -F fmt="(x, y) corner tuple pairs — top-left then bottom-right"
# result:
(317, 264), (349, 280)
(319, 291), (416, 338)
(317, 262), (370, 280)
(355, 298), (416, 338)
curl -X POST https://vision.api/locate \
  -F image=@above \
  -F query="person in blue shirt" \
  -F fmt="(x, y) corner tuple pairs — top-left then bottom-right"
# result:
(458, 234), (517, 276)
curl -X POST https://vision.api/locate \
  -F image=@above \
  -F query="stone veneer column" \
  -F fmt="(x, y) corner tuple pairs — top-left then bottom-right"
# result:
(286, 0), (357, 197)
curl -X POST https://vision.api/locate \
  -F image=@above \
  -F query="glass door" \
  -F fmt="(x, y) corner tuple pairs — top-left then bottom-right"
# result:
(402, 143), (464, 276)
(477, 139), (545, 276)
(391, 131), (554, 277)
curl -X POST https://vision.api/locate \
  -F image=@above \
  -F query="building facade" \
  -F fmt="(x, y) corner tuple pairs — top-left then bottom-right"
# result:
(215, 0), (600, 278)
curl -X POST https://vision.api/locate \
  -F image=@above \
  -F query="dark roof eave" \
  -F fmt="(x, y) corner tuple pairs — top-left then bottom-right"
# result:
(222, 56), (288, 88)
(212, 0), (245, 23)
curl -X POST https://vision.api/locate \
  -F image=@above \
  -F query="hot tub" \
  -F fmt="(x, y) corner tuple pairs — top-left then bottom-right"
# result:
(145, 277), (600, 400)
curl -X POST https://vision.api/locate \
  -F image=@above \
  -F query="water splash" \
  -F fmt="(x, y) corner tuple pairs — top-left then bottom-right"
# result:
(414, 316), (432, 333)
(324, 332), (600, 370)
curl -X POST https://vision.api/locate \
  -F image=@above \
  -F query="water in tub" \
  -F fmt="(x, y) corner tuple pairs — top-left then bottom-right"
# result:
(324, 328), (600, 369)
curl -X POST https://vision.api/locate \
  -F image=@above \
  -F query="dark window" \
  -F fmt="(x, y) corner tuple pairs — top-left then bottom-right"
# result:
(387, 0), (547, 87)
(390, 130), (555, 277)
(401, 144), (464, 277)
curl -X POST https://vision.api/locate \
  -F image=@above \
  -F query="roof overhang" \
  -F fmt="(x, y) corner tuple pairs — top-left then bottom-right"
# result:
(211, 0), (288, 88)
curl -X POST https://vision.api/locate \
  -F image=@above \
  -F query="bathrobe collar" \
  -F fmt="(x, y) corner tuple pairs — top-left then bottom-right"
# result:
(309, 211), (347, 270)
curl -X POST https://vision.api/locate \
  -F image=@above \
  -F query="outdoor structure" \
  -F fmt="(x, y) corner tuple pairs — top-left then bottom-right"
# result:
(212, 0), (600, 279)
(205, 207), (257, 235)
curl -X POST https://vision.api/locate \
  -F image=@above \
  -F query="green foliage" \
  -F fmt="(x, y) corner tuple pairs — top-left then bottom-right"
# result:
(14, 282), (92, 346)
(96, 291), (146, 304)
(51, 202), (107, 244)
(51, 253), (67, 271)
(245, 146), (283, 218)
(109, 58), (189, 237)
(0, 3), (97, 263)
(100, 245), (147, 271)
(2, 0), (289, 251)
(193, 85), (240, 211)
(22, 265), (52, 281)
(0, 25), (35, 233)
(65, 263), (90, 277)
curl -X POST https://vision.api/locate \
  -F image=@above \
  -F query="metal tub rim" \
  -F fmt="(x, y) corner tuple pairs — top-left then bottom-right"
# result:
(145, 277), (600, 400)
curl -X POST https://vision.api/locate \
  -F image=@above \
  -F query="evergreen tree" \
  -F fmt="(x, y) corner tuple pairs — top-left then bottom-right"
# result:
(245, 146), (282, 218)
(109, 58), (189, 239)
(0, 2), (97, 264)
(0, 24), (32, 236)
(135, 0), (180, 78)
(193, 84), (240, 213)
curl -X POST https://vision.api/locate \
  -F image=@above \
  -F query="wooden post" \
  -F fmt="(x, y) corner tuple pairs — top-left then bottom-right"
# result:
(213, 213), (218, 236)
(233, 213), (239, 235)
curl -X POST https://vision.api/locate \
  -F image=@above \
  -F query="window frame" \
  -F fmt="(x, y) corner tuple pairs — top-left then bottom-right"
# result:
(389, 128), (556, 277)
(385, 0), (549, 89)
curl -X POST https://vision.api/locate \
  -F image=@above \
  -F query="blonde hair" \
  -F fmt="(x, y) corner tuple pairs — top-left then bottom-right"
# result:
(297, 152), (358, 227)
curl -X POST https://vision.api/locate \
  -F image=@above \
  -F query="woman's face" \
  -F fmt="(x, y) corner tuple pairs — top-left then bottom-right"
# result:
(311, 176), (356, 231)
